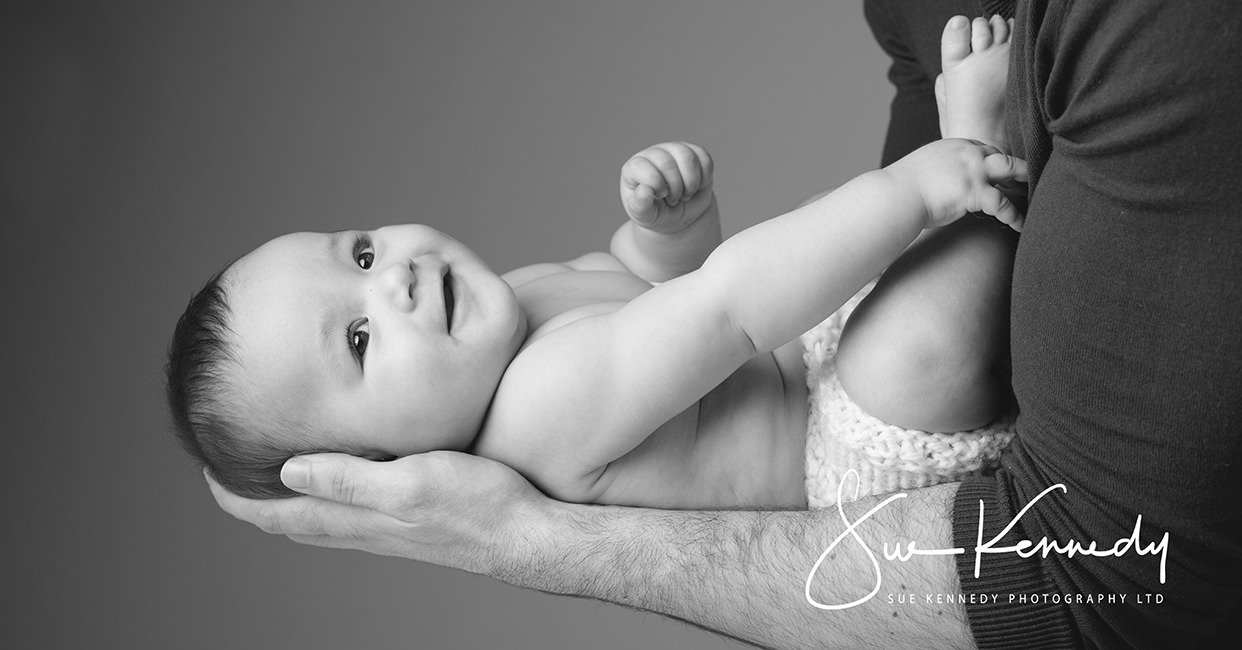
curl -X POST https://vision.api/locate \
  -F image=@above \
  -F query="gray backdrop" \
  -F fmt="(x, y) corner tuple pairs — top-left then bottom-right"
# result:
(2, 1), (890, 647)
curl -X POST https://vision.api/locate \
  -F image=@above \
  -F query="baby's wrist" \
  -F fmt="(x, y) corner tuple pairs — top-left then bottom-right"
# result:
(957, 133), (1009, 155)
(678, 204), (715, 234)
(873, 166), (933, 225)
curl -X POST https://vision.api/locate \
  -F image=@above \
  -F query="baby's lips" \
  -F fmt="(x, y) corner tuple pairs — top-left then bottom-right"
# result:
(412, 255), (446, 317)
(442, 267), (458, 333)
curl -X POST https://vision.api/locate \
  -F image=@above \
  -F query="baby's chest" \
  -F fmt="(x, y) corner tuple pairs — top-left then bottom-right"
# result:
(597, 346), (810, 509)
(516, 270), (653, 338)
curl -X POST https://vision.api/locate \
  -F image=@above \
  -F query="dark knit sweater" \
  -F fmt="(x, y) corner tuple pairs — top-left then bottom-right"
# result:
(866, 0), (1242, 648)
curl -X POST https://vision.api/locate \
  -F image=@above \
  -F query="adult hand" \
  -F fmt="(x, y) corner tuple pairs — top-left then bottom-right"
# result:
(207, 451), (555, 578)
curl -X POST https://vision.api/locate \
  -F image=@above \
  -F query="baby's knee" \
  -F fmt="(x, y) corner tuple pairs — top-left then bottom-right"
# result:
(838, 309), (1008, 432)
(901, 317), (1011, 426)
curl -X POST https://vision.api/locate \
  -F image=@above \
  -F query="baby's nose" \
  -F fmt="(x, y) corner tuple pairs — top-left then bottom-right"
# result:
(377, 259), (416, 309)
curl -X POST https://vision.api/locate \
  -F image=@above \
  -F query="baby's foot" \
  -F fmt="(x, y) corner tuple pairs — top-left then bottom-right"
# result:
(936, 15), (1011, 152)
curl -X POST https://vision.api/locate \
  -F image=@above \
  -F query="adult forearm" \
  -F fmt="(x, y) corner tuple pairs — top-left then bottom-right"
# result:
(498, 483), (976, 650)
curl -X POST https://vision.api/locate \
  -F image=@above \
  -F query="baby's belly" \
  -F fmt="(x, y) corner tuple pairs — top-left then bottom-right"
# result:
(594, 341), (809, 509)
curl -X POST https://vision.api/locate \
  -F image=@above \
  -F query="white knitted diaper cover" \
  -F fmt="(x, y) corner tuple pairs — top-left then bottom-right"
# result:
(801, 281), (1016, 509)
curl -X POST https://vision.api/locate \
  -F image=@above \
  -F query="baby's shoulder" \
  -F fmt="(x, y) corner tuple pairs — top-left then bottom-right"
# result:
(475, 309), (624, 502)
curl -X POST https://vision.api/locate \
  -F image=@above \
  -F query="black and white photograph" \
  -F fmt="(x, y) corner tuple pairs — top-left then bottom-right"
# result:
(5, 1), (1239, 648)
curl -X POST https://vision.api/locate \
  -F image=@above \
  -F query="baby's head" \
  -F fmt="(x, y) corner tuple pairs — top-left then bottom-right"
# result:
(167, 225), (527, 498)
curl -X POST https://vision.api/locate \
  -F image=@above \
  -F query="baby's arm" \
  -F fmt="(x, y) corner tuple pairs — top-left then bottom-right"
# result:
(490, 140), (1026, 497)
(610, 142), (722, 283)
(701, 141), (1022, 352)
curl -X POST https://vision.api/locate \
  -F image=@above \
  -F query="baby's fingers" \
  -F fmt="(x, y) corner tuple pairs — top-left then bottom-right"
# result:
(662, 142), (704, 201)
(979, 186), (1024, 232)
(637, 146), (685, 204)
(624, 185), (661, 225)
(984, 152), (1028, 185)
(621, 156), (670, 199)
(684, 142), (714, 183)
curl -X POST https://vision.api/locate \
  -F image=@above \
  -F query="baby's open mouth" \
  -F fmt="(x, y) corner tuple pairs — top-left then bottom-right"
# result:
(442, 270), (455, 333)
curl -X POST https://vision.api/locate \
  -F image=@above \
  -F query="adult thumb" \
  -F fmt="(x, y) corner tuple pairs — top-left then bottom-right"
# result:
(281, 453), (403, 511)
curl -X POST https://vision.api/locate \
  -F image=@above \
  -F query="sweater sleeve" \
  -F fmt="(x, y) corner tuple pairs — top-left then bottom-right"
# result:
(863, 0), (984, 167)
(954, 1), (1242, 648)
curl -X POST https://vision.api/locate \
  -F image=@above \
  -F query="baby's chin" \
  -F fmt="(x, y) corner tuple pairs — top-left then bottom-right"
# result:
(375, 419), (486, 458)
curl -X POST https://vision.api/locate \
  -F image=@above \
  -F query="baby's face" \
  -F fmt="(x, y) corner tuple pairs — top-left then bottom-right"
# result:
(226, 224), (526, 456)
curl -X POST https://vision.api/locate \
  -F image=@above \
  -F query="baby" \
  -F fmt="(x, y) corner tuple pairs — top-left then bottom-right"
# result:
(169, 16), (1021, 509)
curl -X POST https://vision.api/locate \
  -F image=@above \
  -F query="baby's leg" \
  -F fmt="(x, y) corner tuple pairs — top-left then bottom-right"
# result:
(835, 217), (1016, 432)
(835, 15), (1017, 433)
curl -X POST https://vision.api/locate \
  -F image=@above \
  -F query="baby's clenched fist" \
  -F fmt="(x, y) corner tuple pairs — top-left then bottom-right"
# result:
(621, 141), (716, 234)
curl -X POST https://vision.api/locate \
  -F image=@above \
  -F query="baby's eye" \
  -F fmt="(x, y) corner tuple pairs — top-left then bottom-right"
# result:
(353, 233), (375, 270)
(349, 321), (370, 360)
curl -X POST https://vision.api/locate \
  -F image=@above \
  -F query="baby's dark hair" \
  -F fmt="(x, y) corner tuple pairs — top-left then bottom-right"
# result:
(166, 268), (307, 499)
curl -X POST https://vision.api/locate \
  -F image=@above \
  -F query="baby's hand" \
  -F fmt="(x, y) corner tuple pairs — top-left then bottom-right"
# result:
(886, 138), (1028, 231)
(620, 141), (716, 234)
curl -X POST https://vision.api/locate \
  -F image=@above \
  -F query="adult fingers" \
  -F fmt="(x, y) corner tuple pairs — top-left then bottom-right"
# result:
(285, 533), (336, 548)
(286, 533), (369, 551)
(206, 470), (273, 524)
(281, 452), (432, 515)
(207, 469), (382, 536)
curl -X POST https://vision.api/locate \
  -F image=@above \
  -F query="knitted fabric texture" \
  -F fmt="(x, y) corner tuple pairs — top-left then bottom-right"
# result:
(802, 281), (1016, 509)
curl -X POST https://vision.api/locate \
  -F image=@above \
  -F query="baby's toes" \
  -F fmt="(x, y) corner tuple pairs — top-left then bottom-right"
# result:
(971, 16), (993, 51)
(941, 16), (972, 69)
(990, 14), (1010, 44)
(934, 73), (949, 133)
